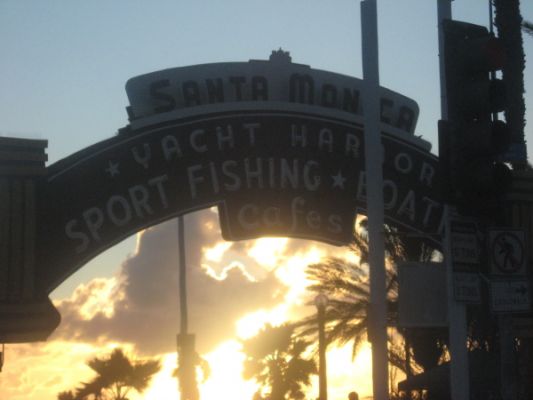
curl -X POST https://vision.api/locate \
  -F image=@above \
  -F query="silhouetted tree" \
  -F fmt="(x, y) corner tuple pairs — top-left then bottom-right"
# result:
(295, 221), (444, 377)
(523, 20), (533, 36)
(75, 348), (160, 400)
(75, 379), (106, 400)
(493, 0), (527, 167)
(242, 324), (317, 400)
(57, 391), (76, 400)
(173, 350), (211, 400)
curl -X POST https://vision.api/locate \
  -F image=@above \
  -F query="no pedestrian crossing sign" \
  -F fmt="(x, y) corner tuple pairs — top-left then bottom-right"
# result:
(489, 229), (527, 276)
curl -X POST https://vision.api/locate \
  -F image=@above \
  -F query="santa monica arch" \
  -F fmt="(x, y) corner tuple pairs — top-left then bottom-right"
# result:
(0, 52), (442, 341)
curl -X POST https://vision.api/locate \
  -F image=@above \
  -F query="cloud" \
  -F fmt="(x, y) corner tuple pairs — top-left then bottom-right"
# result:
(0, 341), (100, 400)
(54, 209), (288, 354)
(6, 209), (353, 399)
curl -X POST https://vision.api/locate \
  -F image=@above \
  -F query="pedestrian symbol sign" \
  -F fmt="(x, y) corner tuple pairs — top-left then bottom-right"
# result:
(489, 229), (527, 276)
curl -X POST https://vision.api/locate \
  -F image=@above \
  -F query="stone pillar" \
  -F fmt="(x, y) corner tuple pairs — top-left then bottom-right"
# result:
(0, 137), (60, 343)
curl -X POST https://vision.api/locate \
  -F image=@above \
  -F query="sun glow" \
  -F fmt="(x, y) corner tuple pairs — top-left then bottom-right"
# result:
(275, 246), (326, 304)
(37, 220), (374, 400)
(143, 341), (258, 400)
(247, 237), (289, 269)
(140, 341), (374, 400)
(327, 342), (374, 399)
(142, 353), (178, 400)
(201, 340), (258, 399)
(204, 241), (233, 262)
(0, 341), (138, 400)
(236, 305), (289, 339)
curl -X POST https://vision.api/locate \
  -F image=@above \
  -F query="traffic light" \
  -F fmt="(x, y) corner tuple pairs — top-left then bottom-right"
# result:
(440, 19), (512, 218)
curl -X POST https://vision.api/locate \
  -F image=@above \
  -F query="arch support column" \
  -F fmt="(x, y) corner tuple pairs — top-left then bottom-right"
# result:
(0, 137), (59, 343)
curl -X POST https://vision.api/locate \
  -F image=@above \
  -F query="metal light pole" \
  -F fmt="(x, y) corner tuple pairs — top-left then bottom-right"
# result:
(178, 216), (188, 336)
(315, 294), (329, 400)
(360, 2), (389, 400)
(437, 2), (470, 400)
(177, 216), (199, 400)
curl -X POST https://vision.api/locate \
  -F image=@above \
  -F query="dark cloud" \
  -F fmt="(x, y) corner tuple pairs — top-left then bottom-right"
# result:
(54, 209), (286, 355)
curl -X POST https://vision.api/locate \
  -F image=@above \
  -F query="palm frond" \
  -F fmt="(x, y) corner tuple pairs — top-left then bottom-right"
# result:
(241, 324), (316, 398)
(296, 218), (443, 373)
(523, 20), (533, 36)
(78, 348), (160, 399)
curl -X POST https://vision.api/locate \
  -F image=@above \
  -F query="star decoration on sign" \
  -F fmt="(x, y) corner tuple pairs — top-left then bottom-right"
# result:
(105, 160), (120, 178)
(331, 171), (346, 189)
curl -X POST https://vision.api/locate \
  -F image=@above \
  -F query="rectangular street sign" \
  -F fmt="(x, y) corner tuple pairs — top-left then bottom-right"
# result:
(453, 273), (481, 303)
(450, 218), (479, 272)
(398, 262), (448, 327)
(490, 280), (531, 313)
(451, 232), (479, 264)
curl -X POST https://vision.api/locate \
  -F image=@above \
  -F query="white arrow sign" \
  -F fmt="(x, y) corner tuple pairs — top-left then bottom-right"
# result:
(490, 280), (531, 313)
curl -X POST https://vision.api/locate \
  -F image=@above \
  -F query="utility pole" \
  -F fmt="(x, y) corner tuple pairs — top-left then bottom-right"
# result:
(360, 2), (388, 400)
(493, 0), (528, 167)
(437, 0), (452, 120)
(177, 216), (199, 400)
(315, 294), (329, 400)
(493, 3), (522, 399)
(439, 3), (517, 400)
(179, 216), (188, 336)
(437, 2), (470, 400)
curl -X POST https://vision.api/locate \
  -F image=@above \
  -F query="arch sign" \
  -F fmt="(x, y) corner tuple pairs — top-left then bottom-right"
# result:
(0, 51), (443, 342)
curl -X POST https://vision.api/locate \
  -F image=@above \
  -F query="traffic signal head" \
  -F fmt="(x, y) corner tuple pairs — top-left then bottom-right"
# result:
(439, 119), (512, 218)
(441, 20), (512, 218)
(443, 20), (507, 122)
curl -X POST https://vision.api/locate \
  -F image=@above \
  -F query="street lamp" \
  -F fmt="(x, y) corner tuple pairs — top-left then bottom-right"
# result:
(314, 294), (329, 400)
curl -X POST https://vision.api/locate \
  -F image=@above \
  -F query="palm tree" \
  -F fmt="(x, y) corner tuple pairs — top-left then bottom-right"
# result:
(242, 324), (317, 400)
(75, 380), (105, 400)
(294, 222), (444, 377)
(75, 348), (160, 400)
(301, 255), (397, 361)
(493, 0), (528, 168)
(57, 391), (76, 400)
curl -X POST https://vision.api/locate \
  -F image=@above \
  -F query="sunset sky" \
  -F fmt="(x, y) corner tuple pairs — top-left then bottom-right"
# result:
(1, 1), (533, 399)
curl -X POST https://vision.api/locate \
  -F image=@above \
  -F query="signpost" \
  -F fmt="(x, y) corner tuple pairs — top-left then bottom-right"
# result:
(37, 107), (441, 294)
(361, 2), (389, 400)
(486, 228), (530, 312)
(450, 219), (479, 268)
(125, 53), (419, 134)
(450, 218), (481, 303)
(486, 227), (529, 400)
(437, 1), (471, 399)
